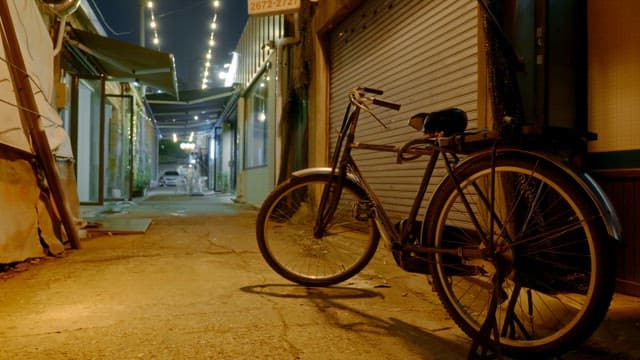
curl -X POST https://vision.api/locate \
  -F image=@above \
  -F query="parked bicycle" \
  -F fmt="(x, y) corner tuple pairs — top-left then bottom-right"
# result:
(256, 87), (622, 358)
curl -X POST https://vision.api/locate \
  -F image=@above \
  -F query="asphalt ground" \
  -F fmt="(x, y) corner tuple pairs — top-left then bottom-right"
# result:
(0, 188), (639, 359)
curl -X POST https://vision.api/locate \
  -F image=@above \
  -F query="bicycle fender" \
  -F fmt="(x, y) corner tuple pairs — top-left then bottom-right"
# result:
(291, 167), (363, 186)
(462, 148), (623, 243)
(290, 167), (370, 204)
(291, 167), (334, 178)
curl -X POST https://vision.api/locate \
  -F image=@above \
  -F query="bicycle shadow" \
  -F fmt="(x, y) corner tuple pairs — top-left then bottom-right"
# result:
(241, 284), (469, 359)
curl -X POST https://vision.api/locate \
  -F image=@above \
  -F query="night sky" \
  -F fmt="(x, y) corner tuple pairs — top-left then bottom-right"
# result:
(89, 0), (248, 91)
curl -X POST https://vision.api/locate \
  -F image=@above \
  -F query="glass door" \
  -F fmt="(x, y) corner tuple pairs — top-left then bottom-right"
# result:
(104, 95), (134, 201)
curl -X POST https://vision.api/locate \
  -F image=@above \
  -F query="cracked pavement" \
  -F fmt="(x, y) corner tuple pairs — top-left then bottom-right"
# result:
(0, 190), (639, 359)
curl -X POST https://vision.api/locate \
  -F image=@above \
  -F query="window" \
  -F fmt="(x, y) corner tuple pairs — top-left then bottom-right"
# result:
(244, 72), (269, 168)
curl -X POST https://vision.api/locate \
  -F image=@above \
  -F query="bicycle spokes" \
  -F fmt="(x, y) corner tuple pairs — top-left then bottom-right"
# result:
(427, 154), (613, 357)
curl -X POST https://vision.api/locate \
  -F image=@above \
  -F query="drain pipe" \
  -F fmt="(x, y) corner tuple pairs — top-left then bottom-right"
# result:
(275, 11), (301, 109)
(40, 0), (81, 55)
(274, 12), (301, 183)
(52, 15), (67, 56)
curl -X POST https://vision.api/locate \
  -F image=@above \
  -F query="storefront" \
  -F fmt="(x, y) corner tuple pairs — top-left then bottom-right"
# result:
(64, 25), (177, 203)
(326, 0), (478, 221)
(233, 15), (283, 206)
(308, 0), (640, 295)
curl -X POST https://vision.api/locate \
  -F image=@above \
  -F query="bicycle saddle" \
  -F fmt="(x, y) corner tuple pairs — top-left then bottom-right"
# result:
(408, 108), (468, 136)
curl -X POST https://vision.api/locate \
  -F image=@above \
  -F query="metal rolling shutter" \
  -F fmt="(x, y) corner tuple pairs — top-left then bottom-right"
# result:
(329, 0), (478, 221)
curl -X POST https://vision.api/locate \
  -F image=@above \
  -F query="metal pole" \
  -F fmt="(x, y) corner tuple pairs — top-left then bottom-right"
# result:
(139, 0), (145, 46)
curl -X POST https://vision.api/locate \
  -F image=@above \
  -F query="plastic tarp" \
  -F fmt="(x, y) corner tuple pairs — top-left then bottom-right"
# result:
(0, 0), (72, 158)
(0, 0), (67, 263)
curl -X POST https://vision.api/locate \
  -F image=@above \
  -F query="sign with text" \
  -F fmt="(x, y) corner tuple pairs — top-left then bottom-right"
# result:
(248, 0), (300, 16)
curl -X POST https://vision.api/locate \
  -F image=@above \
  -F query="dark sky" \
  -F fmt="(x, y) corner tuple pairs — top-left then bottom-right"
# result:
(90, 0), (248, 91)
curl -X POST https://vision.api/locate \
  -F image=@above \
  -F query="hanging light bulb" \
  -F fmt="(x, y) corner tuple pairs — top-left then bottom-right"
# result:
(200, 2), (223, 87)
(147, 3), (161, 50)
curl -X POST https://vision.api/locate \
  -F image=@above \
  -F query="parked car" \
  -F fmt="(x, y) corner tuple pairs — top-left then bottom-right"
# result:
(158, 170), (181, 186)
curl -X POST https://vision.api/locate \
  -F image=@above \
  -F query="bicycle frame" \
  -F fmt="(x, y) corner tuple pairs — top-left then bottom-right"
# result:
(260, 86), (624, 359)
(315, 92), (467, 255)
(313, 89), (622, 255)
(256, 85), (627, 358)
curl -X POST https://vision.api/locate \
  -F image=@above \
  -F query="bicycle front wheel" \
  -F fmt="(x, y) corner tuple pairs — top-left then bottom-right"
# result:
(256, 173), (379, 286)
(425, 151), (615, 358)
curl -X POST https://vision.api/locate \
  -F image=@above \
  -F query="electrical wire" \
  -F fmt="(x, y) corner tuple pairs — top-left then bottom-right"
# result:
(88, 0), (132, 36)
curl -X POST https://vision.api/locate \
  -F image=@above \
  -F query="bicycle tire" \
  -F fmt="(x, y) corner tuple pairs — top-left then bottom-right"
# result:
(256, 173), (379, 286)
(424, 151), (615, 358)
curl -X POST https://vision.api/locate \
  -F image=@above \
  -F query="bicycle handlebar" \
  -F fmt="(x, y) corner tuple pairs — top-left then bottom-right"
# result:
(354, 87), (401, 111)
(373, 98), (401, 111)
(360, 87), (384, 95)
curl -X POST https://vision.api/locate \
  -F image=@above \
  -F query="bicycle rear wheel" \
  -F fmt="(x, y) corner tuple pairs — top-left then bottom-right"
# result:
(424, 151), (615, 358)
(256, 173), (379, 286)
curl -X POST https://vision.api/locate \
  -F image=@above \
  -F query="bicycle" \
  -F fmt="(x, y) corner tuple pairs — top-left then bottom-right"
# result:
(256, 87), (622, 358)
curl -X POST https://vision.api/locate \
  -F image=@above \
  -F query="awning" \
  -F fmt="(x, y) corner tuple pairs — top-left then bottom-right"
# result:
(146, 87), (238, 138)
(66, 29), (178, 96)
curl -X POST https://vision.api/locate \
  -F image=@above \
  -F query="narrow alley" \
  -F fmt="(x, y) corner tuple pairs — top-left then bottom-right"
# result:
(0, 190), (638, 359)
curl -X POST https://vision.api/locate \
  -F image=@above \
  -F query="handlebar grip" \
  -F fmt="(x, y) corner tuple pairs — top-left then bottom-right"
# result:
(362, 87), (384, 95)
(373, 98), (401, 111)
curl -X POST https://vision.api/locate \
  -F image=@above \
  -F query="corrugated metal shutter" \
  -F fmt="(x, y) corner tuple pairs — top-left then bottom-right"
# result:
(329, 0), (478, 221)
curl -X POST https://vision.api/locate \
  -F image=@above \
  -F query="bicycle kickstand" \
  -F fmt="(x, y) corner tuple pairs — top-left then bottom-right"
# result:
(467, 283), (504, 359)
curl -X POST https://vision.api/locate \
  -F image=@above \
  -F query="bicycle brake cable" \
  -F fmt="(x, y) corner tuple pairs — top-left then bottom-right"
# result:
(350, 92), (389, 129)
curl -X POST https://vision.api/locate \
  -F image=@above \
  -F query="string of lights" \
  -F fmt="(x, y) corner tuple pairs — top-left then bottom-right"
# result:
(201, 1), (221, 89)
(147, 1), (161, 49)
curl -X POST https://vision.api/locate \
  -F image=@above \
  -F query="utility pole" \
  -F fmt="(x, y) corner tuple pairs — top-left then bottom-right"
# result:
(139, 0), (145, 46)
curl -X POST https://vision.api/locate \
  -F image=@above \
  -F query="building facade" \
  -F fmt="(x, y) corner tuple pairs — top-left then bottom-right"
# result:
(233, 14), (285, 206)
